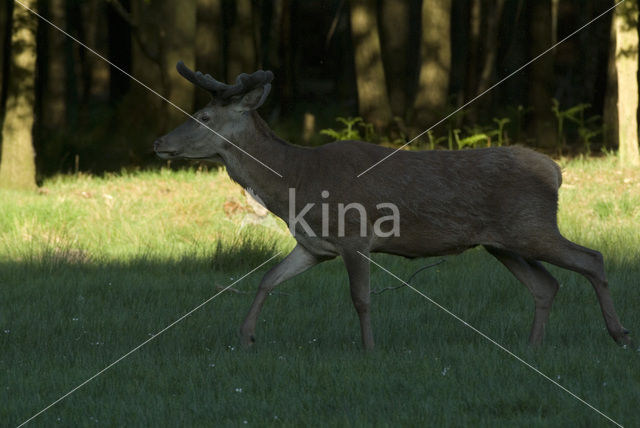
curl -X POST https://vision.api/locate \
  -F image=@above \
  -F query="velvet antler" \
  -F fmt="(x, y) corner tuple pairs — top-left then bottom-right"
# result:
(176, 61), (273, 100)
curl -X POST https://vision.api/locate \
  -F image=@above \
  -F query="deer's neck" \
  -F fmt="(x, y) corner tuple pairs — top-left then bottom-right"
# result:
(222, 112), (301, 218)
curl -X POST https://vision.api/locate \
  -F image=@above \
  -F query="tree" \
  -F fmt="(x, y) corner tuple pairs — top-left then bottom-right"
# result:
(604, 7), (619, 150)
(527, 0), (556, 150)
(163, 0), (195, 123)
(413, 0), (452, 126)
(476, 0), (505, 96)
(0, 1), (10, 107)
(195, 0), (223, 108)
(106, 0), (132, 103)
(226, 0), (257, 82)
(39, 0), (67, 127)
(349, 0), (392, 129)
(378, 0), (411, 119)
(127, 0), (195, 128)
(276, 0), (294, 115)
(463, 0), (481, 121)
(0, 0), (38, 190)
(614, 0), (640, 166)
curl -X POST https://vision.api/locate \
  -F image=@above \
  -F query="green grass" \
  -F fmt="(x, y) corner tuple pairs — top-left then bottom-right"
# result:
(1, 157), (639, 427)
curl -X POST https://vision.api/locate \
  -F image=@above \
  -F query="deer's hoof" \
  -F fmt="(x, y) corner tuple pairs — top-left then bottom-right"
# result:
(614, 330), (632, 347)
(240, 334), (256, 349)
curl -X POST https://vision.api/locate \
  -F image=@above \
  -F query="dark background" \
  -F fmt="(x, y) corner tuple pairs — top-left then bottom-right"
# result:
(0, 0), (631, 178)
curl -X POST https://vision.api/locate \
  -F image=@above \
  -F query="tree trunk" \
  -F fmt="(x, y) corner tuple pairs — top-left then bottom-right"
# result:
(463, 0), (481, 123)
(277, 0), (294, 115)
(130, 0), (167, 130)
(227, 0), (257, 82)
(0, 1), (9, 108)
(1, 0), (14, 121)
(195, 0), (223, 108)
(164, 1), (195, 124)
(476, 0), (505, 95)
(378, 0), (410, 119)
(258, 0), (277, 72)
(0, 0), (38, 190)
(63, 0), (81, 127)
(614, 1), (640, 166)
(604, 8), (618, 150)
(527, 0), (556, 150)
(349, 0), (392, 129)
(413, 0), (452, 126)
(41, 0), (66, 127)
(107, 0), (132, 103)
(81, 0), (109, 105)
(130, 0), (195, 129)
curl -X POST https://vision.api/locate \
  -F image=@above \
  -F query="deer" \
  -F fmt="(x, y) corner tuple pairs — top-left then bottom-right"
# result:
(153, 61), (630, 350)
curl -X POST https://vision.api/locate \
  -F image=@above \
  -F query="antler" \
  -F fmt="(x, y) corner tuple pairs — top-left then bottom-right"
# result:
(176, 61), (273, 100)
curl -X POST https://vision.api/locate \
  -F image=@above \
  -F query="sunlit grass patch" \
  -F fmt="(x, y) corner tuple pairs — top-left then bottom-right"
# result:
(1, 167), (293, 263)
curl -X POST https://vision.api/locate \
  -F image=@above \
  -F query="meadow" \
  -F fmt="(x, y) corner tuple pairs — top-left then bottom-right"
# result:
(1, 156), (639, 427)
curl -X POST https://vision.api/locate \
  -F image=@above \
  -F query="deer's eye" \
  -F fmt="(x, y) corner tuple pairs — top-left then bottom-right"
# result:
(200, 115), (210, 123)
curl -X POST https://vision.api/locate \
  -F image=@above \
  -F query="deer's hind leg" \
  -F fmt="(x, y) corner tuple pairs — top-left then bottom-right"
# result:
(485, 246), (559, 345)
(521, 236), (629, 345)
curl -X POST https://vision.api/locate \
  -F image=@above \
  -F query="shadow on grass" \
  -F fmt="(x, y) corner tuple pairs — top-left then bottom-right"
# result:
(1, 236), (286, 276)
(1, 245), (639, 427)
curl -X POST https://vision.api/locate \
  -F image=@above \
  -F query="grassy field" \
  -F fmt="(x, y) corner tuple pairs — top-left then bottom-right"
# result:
(1, 156), (639, 427)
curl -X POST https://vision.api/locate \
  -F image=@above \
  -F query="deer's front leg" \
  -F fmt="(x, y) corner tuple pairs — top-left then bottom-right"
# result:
(342, 249), (375, 350)
(240, 244), (321, 347)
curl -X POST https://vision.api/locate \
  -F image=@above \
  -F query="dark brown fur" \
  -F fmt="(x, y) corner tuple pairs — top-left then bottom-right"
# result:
(155, 66), (629, 350)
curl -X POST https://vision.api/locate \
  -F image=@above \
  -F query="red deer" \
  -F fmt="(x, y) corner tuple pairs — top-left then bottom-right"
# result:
(154, 62), (629, 350)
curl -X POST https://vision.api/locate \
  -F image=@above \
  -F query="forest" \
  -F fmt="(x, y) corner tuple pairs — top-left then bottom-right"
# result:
(0, 0), (639, 188)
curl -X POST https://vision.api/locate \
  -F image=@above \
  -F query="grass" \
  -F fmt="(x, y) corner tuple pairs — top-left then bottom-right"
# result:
(1, 156), (639, 427)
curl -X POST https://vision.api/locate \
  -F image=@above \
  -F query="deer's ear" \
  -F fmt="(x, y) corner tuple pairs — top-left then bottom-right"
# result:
(231, 84), (271, 111)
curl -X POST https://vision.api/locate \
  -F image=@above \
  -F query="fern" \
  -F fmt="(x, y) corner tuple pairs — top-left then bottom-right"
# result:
(578, 127), (602, 156)
(426, 130), (447, 150)
(453, 129), (490, 150)
(320, 116), (377, 142)
(551, 99), (593, 155)
(492, 117), (510, 146)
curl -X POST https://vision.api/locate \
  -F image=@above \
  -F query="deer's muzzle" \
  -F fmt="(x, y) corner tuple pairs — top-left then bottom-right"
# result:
(153, 138), (179, 159)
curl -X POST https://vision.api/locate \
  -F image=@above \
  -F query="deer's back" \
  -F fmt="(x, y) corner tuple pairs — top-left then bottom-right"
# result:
(307, 141), (561, 198)
(296, 142), (562, 256)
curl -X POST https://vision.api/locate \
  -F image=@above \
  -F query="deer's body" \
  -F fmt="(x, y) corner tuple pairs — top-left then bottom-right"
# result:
(154, 62), (629, 349)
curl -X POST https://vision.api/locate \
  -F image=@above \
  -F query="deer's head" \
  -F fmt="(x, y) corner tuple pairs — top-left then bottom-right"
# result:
(154, 61), (273, 161)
